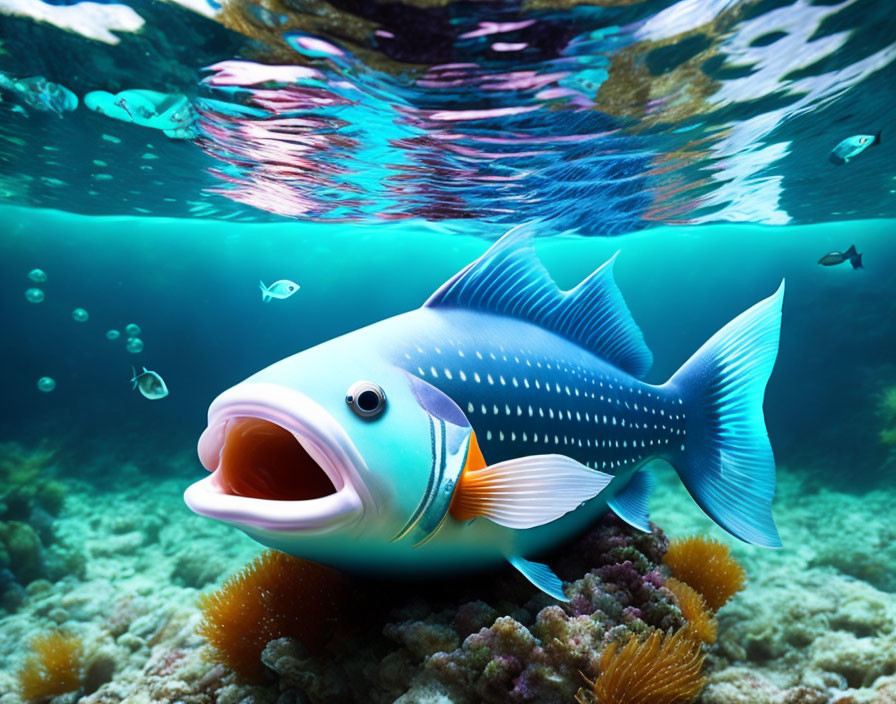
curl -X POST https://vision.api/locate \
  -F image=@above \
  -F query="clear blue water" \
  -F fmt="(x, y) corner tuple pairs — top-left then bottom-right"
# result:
(1, 0), (894, 230)
(1, 0), (896, 700)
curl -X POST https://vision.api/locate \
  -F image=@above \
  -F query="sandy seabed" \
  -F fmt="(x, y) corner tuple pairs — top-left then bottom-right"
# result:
(1, 450), (895, 704)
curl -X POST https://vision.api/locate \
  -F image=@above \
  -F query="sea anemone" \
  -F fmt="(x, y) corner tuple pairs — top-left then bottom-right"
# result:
(576, 629), (706, 704)
(17, 631), (84, 703)
(196, 549), (349, 683)
(662, 536), (745, 611)
(665, 577), (717, 644)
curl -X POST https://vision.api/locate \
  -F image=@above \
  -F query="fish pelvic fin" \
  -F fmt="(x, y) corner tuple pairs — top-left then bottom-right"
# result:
(508, 555), (568, 602)
(664, 281), (785, 548)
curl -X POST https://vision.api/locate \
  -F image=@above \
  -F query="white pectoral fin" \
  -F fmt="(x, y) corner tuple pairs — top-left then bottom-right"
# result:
(452, 454), (612, 530)
(508, 555), (568, 601)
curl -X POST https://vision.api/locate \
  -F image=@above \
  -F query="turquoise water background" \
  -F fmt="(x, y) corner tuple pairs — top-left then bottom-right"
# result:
(2, 205), (894, 485)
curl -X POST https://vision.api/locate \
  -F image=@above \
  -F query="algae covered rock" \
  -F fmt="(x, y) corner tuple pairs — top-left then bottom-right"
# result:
(0, 521), (44, 584)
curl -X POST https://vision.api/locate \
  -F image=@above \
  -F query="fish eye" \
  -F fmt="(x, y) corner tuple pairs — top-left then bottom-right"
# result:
(346, 381), (386, 419)
(860, 137), (867, 144)
(289, 285), (295, 291)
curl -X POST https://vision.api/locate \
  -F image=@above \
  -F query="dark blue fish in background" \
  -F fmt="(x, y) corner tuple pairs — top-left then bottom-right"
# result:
(819, 245), (863, 269)
(829, 131), (881, 165)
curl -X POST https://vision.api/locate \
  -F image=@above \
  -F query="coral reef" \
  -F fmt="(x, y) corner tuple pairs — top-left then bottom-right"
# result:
(235, 514), (705, 704)
(576, 629), (706, 704)
(2, 463), (896, 704)
(17, 631), (83, 702)
(665, 578), (717, 645)
(0, 442), (86, 611)
(197, 549), (349, 683)
(662, 536), (745, 611)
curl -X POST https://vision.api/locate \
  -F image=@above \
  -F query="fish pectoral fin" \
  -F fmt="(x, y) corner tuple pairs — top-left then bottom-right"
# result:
(450, 454), (612, 529)
(508, 555), (568, 601)
(607, 468), (655, 533)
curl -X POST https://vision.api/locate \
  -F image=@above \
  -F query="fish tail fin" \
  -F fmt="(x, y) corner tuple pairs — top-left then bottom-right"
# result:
(130, 365), (138, 389)
(850, 252), (863, 270)
(259, 281), (271, 303)
(873, 129), (882, 146)
(844, 244), (857, 258)
(664, 282), (785, 548)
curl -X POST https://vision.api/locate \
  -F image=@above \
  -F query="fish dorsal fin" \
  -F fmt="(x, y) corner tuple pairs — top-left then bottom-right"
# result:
(425, 223), (653, 378)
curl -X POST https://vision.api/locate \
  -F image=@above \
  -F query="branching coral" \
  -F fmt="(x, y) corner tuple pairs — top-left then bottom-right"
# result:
(197, 549), (349, 683)
(575, 629), (706, 704)
(17, 631), (84, 703)
(662, 536), (745, 611)
(665, 577), (716, 644)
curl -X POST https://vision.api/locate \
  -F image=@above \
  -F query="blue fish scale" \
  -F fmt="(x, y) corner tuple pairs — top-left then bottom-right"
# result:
(395, 316), (686, 476)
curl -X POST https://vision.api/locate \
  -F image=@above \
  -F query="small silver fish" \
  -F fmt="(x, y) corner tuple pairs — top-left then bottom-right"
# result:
(259, 279), (300, 302)
(829, 131), (881, 165)
(818, 245), (863, 269)
(130, 366), (169, 400)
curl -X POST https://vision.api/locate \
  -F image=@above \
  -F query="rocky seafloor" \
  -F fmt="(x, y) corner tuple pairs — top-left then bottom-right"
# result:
(1, 441), (895, 704)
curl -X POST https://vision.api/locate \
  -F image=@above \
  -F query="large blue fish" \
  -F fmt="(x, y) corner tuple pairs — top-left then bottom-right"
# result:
(185, 226), (784, 600)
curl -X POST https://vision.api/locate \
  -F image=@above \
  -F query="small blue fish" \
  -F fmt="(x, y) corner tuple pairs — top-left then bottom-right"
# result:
(131, 366), (169, 400)
(829, 130), (881, 165)
(186, 225), (784, 600)
(259, 279), (300, 302)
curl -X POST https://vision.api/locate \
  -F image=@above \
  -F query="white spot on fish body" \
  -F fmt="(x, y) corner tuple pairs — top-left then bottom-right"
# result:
(444, 369), (452, 380)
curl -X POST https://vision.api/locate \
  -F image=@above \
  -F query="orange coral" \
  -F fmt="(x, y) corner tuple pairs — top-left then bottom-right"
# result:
(666, 577), (717, 644)
(662, 536), (745, 611)
(576, 629), (706, 704)
(17, 631), (83, 703)
(197, 549), (349, 683)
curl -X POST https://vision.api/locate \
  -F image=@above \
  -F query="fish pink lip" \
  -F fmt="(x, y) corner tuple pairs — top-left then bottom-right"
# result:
(185, 383), (373, 533)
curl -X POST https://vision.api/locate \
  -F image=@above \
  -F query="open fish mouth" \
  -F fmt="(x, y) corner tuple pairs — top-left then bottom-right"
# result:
(184, 383), (369, 533)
